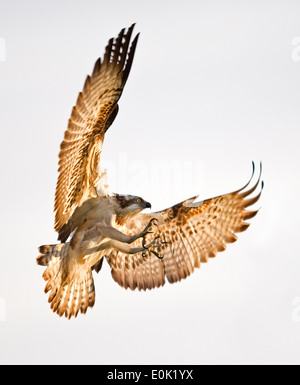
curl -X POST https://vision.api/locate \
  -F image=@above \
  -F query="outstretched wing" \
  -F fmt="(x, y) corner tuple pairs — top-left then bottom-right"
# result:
(103, 164), (263, 291)
(54, 24), (139, 232)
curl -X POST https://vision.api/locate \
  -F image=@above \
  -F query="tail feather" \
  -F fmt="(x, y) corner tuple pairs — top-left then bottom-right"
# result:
(37, 243), (95, 319)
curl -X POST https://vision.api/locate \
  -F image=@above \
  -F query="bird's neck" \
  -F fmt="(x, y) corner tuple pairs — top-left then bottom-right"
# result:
(115, 212), (136, 227)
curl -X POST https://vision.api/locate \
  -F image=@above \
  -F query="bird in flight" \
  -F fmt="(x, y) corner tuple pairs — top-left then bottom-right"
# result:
(37, 24), (263, 319)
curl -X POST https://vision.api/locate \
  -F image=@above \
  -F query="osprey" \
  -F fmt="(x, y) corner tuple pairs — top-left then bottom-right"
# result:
(37, 24), (263, 319)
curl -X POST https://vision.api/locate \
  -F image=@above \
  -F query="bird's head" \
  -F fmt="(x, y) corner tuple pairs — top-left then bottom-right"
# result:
(114, 194), (151, 220)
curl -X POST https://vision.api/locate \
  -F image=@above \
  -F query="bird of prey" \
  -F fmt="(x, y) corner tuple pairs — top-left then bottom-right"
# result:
(37, 24), (263, 319)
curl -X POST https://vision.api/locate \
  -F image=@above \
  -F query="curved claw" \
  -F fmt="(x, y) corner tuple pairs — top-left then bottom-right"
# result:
(142, 248), (164, 260)
(150, 218), (158, 226)
(143, 236), (160, 249)
(145, 231), (154, 236)
(150, 250), (164, 259)
(152, 235), (160, 243)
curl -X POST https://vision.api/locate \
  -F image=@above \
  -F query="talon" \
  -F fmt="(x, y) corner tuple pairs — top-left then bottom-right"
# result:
(142, 234), (150, 249)
(150, 218), (158, 226)
(142, 236), (147, 249)
(143, 235), (160, 249)
(141, 231), (166, 259)
(145, 231), (154, 237)
(150, 250), (164, 259)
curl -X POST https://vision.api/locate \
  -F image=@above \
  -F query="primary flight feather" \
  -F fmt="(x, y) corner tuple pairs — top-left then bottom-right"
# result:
(55, 24), (139, 232)
(37, 24), (263, 319)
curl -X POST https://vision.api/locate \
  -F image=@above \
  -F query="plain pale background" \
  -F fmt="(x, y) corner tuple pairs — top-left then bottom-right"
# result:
(0, 0), (300, 364)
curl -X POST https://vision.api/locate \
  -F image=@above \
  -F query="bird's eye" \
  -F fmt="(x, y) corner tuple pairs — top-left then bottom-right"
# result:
(136, 198), (141, 203)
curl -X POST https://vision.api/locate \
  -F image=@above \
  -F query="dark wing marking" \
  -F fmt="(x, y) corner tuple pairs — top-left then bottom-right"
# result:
(104, 163), (263, 290)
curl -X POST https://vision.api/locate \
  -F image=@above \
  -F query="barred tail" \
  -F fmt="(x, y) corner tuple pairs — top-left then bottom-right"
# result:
(37, 243), (95, 319)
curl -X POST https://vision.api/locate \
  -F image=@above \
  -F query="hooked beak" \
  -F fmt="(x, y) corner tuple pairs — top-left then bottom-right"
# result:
(144, 201), (151, 209)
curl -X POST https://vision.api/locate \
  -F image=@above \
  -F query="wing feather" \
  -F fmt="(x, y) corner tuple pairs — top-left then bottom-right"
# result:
(104, 164), (263, 291)
(54, 24), (139, 232)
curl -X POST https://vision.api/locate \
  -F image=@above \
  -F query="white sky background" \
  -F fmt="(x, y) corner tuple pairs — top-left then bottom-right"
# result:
(0, 0), (299, 364)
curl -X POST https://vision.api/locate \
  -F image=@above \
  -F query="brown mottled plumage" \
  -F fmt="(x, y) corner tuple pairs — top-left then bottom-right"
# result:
(37, 24), (263, 319)
(54, 24), (139, 233)
(105, 165), (263, 291)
